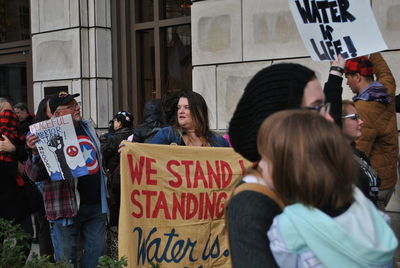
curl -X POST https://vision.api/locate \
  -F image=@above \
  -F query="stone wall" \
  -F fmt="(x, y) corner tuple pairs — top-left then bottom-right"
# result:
(192, 0), (400, 131)
(30, 0), (112, 127)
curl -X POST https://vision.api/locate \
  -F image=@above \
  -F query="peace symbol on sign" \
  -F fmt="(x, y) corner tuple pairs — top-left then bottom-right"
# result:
(66, 145), (79, 157)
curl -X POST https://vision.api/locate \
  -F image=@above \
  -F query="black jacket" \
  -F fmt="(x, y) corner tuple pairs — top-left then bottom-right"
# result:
(100, 127), (132, 173)
(132, 99), (165, 143)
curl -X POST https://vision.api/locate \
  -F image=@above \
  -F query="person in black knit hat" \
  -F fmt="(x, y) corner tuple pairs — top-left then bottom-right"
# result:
(227, 63), (333, 267)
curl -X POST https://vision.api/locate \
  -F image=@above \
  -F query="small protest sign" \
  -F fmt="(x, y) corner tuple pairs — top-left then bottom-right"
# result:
(119, 142), (252, 268)
(29, 114), (88, 180)
(289, 0), (387, 61)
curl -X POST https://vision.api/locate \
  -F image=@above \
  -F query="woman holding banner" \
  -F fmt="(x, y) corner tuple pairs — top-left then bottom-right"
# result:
(150, 90), (229, 147)
(227, 63), (333, 267)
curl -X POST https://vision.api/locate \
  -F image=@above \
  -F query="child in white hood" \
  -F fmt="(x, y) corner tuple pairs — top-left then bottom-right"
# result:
(257, 110), (397, 268)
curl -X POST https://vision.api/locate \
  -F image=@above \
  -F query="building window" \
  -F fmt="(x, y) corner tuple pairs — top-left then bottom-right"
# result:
(133, 0), (192, 114)
(0, 0), (30, 43)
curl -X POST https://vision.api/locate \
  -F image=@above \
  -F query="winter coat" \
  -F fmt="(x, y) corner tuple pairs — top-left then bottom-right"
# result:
(354, 53), (398, 190)
(100, 127), (131, 173)
(268, 188), (397, 268)
(0, 143), (29, 221)
(131, 99), (165, 143)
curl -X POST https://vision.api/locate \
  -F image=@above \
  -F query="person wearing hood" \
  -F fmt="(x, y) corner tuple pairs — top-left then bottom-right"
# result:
(128, 99), (166, 143)
(259, 110), (397, 268)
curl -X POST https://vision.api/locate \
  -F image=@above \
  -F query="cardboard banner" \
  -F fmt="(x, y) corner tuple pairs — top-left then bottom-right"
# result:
(119, 142), (252, 268)
(289, 0), (387, 61)
(29, 114), (88, 180)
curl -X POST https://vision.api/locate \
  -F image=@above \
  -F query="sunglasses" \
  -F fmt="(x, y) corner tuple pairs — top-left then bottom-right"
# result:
(342, 113), (361, 121)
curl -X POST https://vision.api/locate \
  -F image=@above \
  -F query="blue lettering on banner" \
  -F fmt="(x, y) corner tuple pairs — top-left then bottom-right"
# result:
(133, 227), (229, 266)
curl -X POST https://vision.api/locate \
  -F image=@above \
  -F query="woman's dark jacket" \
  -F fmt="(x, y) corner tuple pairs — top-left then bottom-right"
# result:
(100, 127), (132, 174)
(131, 99), (165, 143)
(0, 142), (29, 221)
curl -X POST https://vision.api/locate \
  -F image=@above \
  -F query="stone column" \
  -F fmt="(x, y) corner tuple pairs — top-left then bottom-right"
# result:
(30, 0), (112, 128)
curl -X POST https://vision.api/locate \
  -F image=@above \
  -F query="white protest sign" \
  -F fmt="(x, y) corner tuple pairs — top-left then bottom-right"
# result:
(30, 114), (88, 180)
(289, 0), (387, 61)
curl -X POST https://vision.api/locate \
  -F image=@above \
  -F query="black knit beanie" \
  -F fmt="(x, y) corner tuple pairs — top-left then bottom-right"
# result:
(228, 63), (316, 162)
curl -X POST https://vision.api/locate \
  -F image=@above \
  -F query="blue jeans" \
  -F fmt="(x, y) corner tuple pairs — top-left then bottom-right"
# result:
(50, 203), (107, 268)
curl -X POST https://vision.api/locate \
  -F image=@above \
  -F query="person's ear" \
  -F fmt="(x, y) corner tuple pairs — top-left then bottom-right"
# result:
(355, 73), (362, 83)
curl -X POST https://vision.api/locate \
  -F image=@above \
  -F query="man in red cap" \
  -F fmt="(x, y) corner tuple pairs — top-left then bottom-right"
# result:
(344, 53), (398, 210)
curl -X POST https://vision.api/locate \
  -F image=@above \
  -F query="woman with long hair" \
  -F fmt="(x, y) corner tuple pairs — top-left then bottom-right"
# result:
(151, 90), (228, 147)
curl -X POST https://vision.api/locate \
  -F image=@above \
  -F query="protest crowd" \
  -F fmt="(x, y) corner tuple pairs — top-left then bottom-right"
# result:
(0, 51), (398, 268)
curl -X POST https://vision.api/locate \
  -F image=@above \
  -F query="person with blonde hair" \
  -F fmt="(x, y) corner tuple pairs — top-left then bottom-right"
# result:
(257, 110), (397, 268)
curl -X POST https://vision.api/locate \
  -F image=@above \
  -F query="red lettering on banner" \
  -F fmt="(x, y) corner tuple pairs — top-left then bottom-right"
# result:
(216, 192), (228, 218)
(165, 160), (237, 189)
(204, 192), (217, 219)
(131, 190), (143, 218)
(167, 160), (182, 188)
(181, 160), (194, 188)
(127, 154), (145, 185)
(185, 193), (198, 219)
(145, 157), (158, 185)
(172, 192), (186, 219)
(239, 159), (247, 176)
(193, 161), (207, 188)
(198, 192), (205, 219)
(142, 190), (157, 217)
(207, 160), (221, 189)
(221, 161), (233, 188)
(152, 191), (171, 219)
(132, 190), (230, 220)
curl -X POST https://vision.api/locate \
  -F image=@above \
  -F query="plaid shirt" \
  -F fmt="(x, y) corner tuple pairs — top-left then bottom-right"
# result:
(24, 119), (108, 221)
(25, 155), (78, 220)
(0, 110), (25, 162)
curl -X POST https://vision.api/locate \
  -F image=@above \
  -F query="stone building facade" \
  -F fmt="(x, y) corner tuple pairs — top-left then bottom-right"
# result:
(191, 0), (400, 131)
(30, 0), (112, 128)
(1, 0), (398, 129)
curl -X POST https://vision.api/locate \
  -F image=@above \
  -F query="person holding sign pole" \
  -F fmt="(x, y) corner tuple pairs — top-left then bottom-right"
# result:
(260, 110), (397, 268)
(343, 54), (397, 211)
(150, 90), (229, 147)
(227, 63), (333, 267)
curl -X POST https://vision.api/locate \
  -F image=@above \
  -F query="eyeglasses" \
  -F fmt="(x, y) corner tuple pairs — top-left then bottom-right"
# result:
(57, 101), (80, 111)
(305, 102), (331, 115)
(342, 113), (361, 121)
